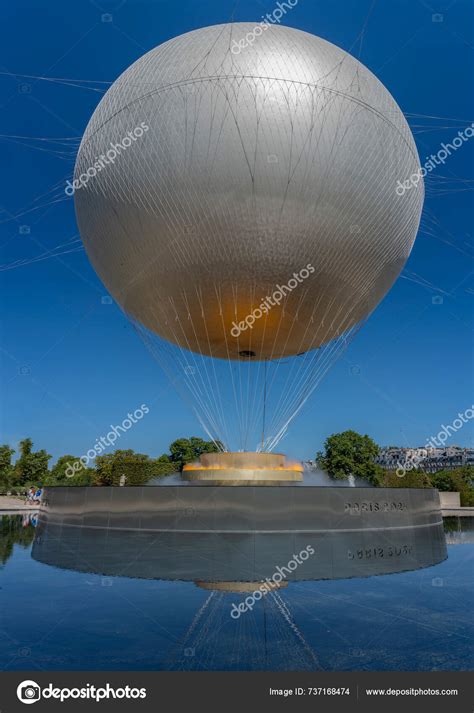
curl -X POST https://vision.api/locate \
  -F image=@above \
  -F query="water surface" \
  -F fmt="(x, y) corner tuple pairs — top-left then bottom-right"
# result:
(0, 513), (472, 671)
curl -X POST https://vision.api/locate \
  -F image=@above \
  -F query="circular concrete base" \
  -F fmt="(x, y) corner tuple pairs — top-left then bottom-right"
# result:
(35, 486), (446, 585)
(182, 451), (303, 485)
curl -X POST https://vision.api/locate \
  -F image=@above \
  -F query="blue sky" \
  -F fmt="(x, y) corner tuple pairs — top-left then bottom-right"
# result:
(0, 0), (473, 463)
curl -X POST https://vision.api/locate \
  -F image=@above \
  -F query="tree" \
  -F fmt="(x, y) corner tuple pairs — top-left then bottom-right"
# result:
(428, 470), (454, 492)
(316, 430), (382, 485)
(453, 464), (474, 484)
(48, 455), (79, 483)
(46, 455), (93, 486)
(150, 454), (176, 479)
(169, 437), (222, 471)
(93, 453), (114, 486)
(169, 438), (194, 470)
(94, 449), (158, 486)
(430, 468), (474, 506)
(13, 438), (51, 486)
(0, 445), (15, 492)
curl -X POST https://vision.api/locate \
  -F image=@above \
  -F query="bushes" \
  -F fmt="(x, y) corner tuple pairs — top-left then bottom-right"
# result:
(150, 457), (176, 479)
(430, 468), (474, 506)
(382, 466), (474, 506)
(381, 469), (432, 489)
(93, 450), (176, 486)
(110, 458), (155, 486)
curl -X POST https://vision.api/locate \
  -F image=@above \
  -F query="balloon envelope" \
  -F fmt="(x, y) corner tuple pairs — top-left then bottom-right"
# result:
(74, 23), (423, 360)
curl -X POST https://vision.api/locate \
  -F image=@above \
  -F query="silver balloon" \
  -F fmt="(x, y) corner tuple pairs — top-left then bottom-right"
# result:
(74, 23), (423, 360)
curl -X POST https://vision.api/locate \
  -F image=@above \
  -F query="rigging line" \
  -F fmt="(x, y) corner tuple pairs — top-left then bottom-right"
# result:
(270, 590), (323, 670)
(267, 351), (327, 449)
(0, 70), (112, 88)
(262, 298), (332, 440)
(202, 78), (262, 436)
(0, 142), (76, 159)
(404, 112), (474, 122)
(400, 271), (450, 295)
(2, 181), (69, 209)
(264, 288), (323, 404)
(78, 178), (226, 442)
(0, 246), (84, 272)
(269, 302), (367, 441)
(191, 286), (233, 451)
(261, 359), (267, 451)
(173, 291), (224, 429)
(0, 133), (81, 142)
(235, 87), (286, 442)
(171, 354), (229, 449)
(0, 241), (82, 268)
(134, 322), (225, 449)
(354, 0), (378, 59)
(267, 308), (359, 444)
(164, 591), (216, 668)
(123, 253), (226, 444)
(153, 301), (229, 448)
(242, 282), (267, 450)
(263, 329), (316, 444)
(422, 205), (473, 257)
(143, 89), (241, 442)
(261, 284), (321, 437)
(246, 305), (275, 450)
(264, 292), (336, 439)
(5, 232), (81, 259)
(268, 323), (364, 451)
(125, 92), (296, 436)
(270, 354), (336, 449)
(126, 294), (228, 445)
(216, 283), (245, 452)
(0, 234), (82, 266)
(0, 191), (71, 225)
(231, 282), (249, 450)
(268, 253), (394, 434)
(108, 202), (229, 445)
(410, 126), (474, 134)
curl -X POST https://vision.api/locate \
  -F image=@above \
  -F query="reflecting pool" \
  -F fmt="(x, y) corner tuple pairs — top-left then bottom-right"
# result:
(0, 513), (472, 671)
